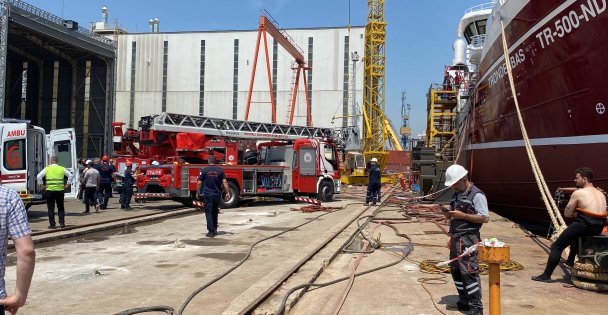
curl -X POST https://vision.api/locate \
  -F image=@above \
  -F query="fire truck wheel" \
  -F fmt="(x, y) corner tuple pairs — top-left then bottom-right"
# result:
(220, 182), (240, 209)
(318, 180), (334, 202)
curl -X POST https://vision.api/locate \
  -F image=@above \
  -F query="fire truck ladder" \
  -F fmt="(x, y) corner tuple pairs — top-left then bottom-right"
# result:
(141, 112), (333, 141)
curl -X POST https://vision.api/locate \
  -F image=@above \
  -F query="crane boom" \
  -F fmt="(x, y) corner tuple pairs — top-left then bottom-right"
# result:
(259, 16), (306, 64)
(141, 112), (333, 141)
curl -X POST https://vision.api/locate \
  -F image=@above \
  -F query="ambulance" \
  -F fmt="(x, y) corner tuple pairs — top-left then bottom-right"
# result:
(0, 119), (78, 209)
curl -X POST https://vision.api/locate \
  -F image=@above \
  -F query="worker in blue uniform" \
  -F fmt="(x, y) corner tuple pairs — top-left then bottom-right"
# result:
(196, 154), (231, 238)
(443, 164), (489, 315)
(120, 162), (135, 209)
(97, 155), (116, 210)
(365, 158), (381, 206)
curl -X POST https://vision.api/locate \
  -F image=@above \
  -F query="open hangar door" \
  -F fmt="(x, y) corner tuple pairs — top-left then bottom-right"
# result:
(0, 0), (115, 159)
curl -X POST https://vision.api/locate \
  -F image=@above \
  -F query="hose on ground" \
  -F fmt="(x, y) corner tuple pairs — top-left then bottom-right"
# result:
(276, 251), (407, 314)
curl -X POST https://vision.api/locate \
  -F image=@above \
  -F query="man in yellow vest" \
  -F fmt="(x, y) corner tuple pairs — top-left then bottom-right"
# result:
(36, 156), (73, 229)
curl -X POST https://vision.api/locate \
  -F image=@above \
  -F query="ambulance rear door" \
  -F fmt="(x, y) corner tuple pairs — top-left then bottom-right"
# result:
(47, 128), (78, 198)
(0, 123), (28, 194)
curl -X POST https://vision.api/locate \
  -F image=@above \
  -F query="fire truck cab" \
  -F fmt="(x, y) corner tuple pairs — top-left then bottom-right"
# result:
(0, 119), (78, 207)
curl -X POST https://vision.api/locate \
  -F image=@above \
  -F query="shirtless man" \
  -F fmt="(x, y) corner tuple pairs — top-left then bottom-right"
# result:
(532, 167), (607, 282)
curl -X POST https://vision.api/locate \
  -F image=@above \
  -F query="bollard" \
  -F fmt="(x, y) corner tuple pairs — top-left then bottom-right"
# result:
(478, 245), (510, 315)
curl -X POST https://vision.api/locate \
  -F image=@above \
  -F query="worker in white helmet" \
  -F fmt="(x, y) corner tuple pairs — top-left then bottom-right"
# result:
(365, 158), (381, 206)
(443, 164), (489, 315)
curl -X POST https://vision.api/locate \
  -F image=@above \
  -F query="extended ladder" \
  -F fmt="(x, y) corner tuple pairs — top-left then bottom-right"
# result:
(140, 112), (334, 141)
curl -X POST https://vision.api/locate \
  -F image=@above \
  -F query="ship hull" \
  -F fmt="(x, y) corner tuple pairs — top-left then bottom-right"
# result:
(459, 0), (608, 226)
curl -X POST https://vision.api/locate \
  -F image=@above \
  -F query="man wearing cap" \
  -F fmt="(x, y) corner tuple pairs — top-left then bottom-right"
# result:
(82, 160), (100, 213)
(365, 158), (381, 206)
(442, 164), (488, 315)
(36, 156), (73, 229)
(120, 162), (136, 209)
(97, 156), (116, 210)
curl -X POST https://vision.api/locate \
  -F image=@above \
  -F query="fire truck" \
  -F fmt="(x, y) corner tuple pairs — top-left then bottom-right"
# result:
(0, 119), (78, 208)
(133, 113), (341, 208)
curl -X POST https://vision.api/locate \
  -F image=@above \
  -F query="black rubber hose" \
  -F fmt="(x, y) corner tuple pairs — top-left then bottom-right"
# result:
(276, 252), (407, 314)
(114, 305), (174, 315)
(174, 205), (352, 315)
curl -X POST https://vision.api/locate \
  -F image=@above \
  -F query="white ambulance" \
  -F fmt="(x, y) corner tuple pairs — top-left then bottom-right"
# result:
(0, 119), (78, 209)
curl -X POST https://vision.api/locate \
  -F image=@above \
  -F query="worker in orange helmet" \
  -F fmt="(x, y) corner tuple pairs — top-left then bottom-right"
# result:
(120, 161), (135, 209)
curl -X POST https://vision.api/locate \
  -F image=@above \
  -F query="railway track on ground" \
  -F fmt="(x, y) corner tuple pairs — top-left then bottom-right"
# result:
(27, 206), (198, 246)
(238, 186), (401, 315)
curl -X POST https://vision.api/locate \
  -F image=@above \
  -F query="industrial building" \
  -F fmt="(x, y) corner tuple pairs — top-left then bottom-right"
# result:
(114, 25), (365, 130)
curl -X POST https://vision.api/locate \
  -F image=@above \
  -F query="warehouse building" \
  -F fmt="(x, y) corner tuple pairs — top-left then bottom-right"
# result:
(114, 25), (364, 129)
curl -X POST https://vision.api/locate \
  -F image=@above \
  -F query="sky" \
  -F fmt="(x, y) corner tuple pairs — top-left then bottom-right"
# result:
(23, 0), (484, 140)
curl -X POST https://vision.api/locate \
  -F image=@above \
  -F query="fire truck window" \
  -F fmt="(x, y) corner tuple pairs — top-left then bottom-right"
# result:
(324, 145), (338, 169)
(53, 140), (73, 169)
(3, 139), (26, 171)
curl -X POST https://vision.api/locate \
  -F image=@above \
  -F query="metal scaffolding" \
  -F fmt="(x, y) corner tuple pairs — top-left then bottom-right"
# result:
(426, 84), (458, 161)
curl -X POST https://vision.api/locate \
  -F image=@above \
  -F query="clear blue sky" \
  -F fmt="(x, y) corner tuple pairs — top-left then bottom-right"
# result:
(25, 0), (483, 139)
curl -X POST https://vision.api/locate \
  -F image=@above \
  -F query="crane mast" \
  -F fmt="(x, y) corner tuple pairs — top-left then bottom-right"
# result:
(362, 0), (388, 165)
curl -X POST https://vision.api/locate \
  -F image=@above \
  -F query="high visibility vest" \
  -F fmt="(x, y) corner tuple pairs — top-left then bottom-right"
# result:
(45, 164), (66, 191)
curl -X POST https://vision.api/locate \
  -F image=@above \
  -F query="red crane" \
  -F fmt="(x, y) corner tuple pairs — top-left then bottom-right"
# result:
(245, 12), (312, 126)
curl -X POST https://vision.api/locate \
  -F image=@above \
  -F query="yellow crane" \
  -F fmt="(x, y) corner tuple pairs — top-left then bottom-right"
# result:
(342, 0), (402, 185)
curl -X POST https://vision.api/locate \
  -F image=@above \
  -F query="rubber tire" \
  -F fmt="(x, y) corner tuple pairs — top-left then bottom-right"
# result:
(318, 180), (334, 202)
(220, 182), (240, 209)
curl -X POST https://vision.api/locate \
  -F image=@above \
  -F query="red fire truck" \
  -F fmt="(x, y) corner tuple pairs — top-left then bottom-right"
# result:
(133, 113), (341, 208)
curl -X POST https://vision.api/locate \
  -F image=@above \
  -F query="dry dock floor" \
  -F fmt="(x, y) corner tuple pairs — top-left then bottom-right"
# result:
(7, 192), (606, 314)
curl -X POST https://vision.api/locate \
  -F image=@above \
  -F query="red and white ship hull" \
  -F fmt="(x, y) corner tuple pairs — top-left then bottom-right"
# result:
(458, 0), (608, 225)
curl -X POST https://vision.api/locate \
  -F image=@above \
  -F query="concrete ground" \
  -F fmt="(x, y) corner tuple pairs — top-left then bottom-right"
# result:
(5, 191), (607, 314)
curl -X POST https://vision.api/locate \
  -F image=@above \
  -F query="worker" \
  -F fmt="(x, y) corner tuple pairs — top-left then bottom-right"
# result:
(82, 160), (100, 213)
(120, 162), (136, 209)
(36, 155), (73, 229)
(365, 158), (381, 206)
(532, 167), (608, 283)
(443, 164), (488, 315)
(97, 155), (116, 210)
(196, 154), (230, 238)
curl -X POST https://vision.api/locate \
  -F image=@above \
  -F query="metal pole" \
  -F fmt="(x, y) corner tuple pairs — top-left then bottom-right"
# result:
(351, 51), (359, 128)
(0, 1), (9, 118)
(488, 263), (501, 315)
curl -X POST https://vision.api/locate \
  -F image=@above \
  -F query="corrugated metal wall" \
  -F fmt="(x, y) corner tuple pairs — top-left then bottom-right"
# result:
(115, 27), (364, 128)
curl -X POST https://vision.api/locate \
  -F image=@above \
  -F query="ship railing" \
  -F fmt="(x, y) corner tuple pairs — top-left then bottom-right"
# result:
(469, 34), (486, 49)
(464, 2), (497, 15)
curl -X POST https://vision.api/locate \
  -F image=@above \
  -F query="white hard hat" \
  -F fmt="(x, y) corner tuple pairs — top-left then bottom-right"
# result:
(152, 161), (160, 166)
(85, 159), (92, 164)
(445, 164), (468, 186)
(371, 158), (378, 163)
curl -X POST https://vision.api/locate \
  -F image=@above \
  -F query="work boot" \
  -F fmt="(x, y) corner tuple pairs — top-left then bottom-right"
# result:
(60, 223), (66, 228)
(82, 210), (90, 213)
(468, 309), (483, 315)
(531, 274), (551, 283)
(364, 203), (369, 206)
(446, 302), (470, 312)
(205, 232), (215, 238)
(48, 225), (56, 229)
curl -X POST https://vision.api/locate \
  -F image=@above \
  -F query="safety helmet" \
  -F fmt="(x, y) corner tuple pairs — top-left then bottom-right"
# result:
(370, 158), (378, 163)
(444, 164), (468, 186)
(151, 161), (160, 166)
(126, 162), (132, 167)
(102, 155), (109, 162)
(85, 159), (92, 165)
